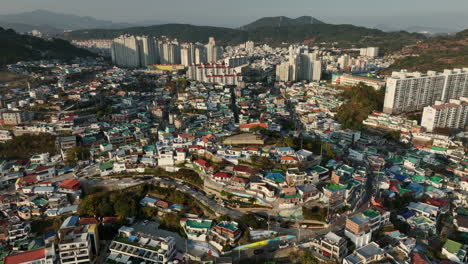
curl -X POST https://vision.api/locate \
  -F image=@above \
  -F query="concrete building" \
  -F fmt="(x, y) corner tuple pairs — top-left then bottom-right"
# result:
(2, 111), (33, 125)
(137, 36), (158, 66)
(360, 47), (379, 57)
(421, 97), (468, 132)
(205, 37), (223, 63)
(311, 232), (348, 262)
(111, 35), (141, 68)
(159, 41), (181, 65)
(338, 74), (386, 90)
(345, 209), (390, 248)
(108, 226), (176, 264)
(383, 68), (468, 114)
(276, 53), (321, 82)
(187, 63), (242, 85)
(343, 242), (386, 264)
(3, 247), (56, 264)
(58, 216), (99, 264)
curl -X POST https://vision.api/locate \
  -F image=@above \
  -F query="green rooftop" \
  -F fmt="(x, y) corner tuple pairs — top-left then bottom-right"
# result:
(363, 209), (380, 219)
(185, 219), (213, 229)
(443, 239), (462, 254)
(324, 184), (345, 192)
(100, 162), (113, 170)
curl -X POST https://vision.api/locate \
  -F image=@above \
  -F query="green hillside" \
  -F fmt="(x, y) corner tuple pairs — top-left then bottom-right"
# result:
(240, 16), (324, 30)
(0, 27), (95, 66)
(385, 29), (468, 73)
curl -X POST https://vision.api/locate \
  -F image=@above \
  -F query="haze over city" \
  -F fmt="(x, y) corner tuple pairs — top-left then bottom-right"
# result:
(1, 0), (468, 30)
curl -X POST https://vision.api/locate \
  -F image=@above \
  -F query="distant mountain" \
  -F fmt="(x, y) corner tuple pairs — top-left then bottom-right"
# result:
(62, 22), (425, 52)
(384, 28), (468, 73)
(241, 16), (324, 30)
(0, 10), (134, 33)
(375, 24), (458, 35)
(0, 27), (95, 66)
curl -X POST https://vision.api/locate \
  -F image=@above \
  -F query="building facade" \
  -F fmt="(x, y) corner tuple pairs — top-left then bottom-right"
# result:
(383, 68), (468, 114)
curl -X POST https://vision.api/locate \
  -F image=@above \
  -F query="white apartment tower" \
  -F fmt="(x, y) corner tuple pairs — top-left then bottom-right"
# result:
(276, 53), (321, 82)
(111, 35), (141, 67)
(137, 36), (158, 66)
(421, 97), (468, 132)
(160, 41), (181, 64)
(384, 68), (468, 114)
(360, 47), (379, 57)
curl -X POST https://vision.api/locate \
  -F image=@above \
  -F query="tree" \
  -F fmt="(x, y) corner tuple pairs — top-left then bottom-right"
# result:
(65, 146), (90, 166)
(336, 83), (385, 130)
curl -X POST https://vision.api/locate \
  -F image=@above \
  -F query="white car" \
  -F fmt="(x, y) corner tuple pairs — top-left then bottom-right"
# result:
(279, 242), (289, 249)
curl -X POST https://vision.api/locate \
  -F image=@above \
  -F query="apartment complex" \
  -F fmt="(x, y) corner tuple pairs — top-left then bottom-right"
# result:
(187, 63), (243, 85)
(112, 35), (219, 68)
(276, 52), (322, 82)
(383, 68), (468, 114)
(360, 47), (379, 57)
(421, 97), (468, 132)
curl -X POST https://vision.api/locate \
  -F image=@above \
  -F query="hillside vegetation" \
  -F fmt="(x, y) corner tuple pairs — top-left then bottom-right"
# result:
(385, 29), (468, 73)
(0, 27), (95, 66)
(335, 83), (385, 130)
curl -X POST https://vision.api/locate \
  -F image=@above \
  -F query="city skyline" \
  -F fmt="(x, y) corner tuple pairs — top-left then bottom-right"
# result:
(1, 0), (468, 30)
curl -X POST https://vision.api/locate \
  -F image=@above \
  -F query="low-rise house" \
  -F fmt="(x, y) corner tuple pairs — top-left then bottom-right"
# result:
(209, 221), (242, 250)
(442, 240), (468, 264)
(343, 242), (386, 264)
(311, 232), (348, 262)
(3, 247), (56, 264)
(180, 218), (214, 241)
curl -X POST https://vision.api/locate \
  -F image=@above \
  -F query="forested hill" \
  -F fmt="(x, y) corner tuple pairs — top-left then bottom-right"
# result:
(384, 29), (468, 73)
(0, 27), (95, 66)
(62, 23), (425, 52)
(240, 16), (325, 30)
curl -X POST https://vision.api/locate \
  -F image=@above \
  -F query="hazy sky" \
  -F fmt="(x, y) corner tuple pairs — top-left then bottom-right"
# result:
(1, 0), (468, 29)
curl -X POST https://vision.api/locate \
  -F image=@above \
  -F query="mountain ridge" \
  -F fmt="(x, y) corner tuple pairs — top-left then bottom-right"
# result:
(0, 9), (134, 33)
(61, 22), (425, 52)
(240, 15), (325, 30)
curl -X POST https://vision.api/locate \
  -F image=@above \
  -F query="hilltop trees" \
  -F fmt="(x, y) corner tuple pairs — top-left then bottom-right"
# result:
(335, 83), (385, 130)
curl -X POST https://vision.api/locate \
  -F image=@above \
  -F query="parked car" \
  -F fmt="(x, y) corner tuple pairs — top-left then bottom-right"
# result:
(253, 249), (264, 255)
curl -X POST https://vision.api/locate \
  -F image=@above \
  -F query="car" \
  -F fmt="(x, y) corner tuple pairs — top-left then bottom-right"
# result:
(253, 249), (264, 255)
(279, 242), (289, 249)
(267, 247), (277, 252)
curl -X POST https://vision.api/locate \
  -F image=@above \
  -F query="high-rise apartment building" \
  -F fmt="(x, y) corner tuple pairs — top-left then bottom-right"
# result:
(137, 36), (158, 66)
(159, 41), (181, 64)
(360, 47), (379, 57)
(421, 97), (468, 132)
(276, 52), (321, 82)
(383, 68), (468, 114)
(195, 45), (207, 64)
(205, 37), (223, 63)
(111, 35), (141, 67)
(112, 35), (159, 67)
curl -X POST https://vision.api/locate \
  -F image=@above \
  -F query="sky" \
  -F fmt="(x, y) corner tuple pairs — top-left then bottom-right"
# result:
(1, 0), (468, 30)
